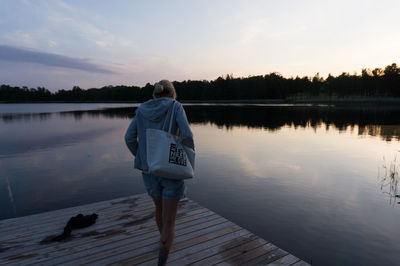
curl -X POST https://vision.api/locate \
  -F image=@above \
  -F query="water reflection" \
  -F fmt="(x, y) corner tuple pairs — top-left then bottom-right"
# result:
(1, 112), (53, 122)
(3, 105), (400, 142)
(185, 106), (400, 141)
(58, 107), (135, 120)
(5, 175), (16, 216)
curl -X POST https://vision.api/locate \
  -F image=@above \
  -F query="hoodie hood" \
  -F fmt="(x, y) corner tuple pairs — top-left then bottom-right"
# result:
(136, 98), (175, 121)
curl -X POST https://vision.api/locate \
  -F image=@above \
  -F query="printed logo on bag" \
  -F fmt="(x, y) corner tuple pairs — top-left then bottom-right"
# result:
(169, 144), (187, 166)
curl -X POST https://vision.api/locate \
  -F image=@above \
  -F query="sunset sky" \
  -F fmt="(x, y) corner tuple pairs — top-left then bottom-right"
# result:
(1, 0), (400, 91)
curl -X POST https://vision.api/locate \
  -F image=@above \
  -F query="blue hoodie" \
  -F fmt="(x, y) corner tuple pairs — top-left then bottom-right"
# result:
(125, 97), (194, 171)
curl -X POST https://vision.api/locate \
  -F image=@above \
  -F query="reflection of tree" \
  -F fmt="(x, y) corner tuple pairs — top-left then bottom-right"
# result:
(379, 153), (400, 205)
(2, 105), (400, 142)
(185, 106), (400, 142)
(58, 108), (135, 120)
(1, 113), (52, 123)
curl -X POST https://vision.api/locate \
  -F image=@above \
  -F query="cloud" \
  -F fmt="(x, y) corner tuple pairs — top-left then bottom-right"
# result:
(0, 45), (115, 74)
(48, 40), (57, 47)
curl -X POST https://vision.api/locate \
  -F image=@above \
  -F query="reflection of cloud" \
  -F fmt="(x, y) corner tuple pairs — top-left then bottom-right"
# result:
(0, 45), (115, 74)
(268, 160), (302, 172)
(237, 154), (262, 177)
(0, 126), (116, 158)
(236, 153), (302, 178)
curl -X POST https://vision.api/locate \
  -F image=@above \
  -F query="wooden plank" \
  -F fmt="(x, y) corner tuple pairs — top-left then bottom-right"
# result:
(0, 195), (310, 266)
(0, 208), (209, 264)
(0, 197), (154, 243)
(0, 195), (153, 235)
(9, 193), (149, 223)
(110, 224), (243, 266)
(0, 193), (149, 227)
(0, 205), (213, 265)
(0, 199), (194, 242)
(291, 260), (311, 266)
(145, 231), (255, 266)
(0, 204), (160, 257)
(0, 198), (196, 243)
(11, 212), (222, 265)
(242, 247), (287, 266)
(0, 200), (174, 245)
(191, 237), (267, 266)
(2, 197), (194, 239)
(0, 200), (157, 242)
(266, 254), (301, 266)
(17, 211), (218, 266)
(60, 219), (234, 265)
(215, 242), (278, 266)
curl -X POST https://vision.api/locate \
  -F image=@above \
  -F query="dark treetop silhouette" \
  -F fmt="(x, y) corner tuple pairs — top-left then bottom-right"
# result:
(1, 63), (400, 102)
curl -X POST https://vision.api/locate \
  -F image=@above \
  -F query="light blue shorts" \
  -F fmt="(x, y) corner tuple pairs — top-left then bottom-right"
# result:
(142, 172), (185, 200)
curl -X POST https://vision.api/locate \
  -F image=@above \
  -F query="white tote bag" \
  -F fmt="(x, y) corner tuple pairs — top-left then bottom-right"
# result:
(146, 102), (195, 180)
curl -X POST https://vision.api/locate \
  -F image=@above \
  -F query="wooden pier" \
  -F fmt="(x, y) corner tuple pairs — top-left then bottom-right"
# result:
(0, 193), (309, 265)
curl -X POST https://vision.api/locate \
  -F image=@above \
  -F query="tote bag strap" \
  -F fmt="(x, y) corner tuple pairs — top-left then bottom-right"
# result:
(160, 100), (177, 133)
(168, 101), (177, 133)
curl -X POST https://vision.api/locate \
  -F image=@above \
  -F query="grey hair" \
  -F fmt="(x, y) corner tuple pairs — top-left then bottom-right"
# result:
(153, 80), (176, 99)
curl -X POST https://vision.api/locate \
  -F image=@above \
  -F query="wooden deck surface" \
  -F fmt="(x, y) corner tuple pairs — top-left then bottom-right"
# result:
(0, 193), (310, 265)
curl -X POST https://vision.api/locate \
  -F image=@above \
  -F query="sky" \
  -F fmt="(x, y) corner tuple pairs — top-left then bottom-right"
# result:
(0, 0), (400, 91)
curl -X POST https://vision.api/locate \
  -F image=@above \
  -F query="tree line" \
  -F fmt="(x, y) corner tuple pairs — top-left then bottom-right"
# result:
(1, 63), (400, 102)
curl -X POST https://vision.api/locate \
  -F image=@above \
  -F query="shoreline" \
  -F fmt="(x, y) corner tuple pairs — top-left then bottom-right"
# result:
(1, 97), (400, 105)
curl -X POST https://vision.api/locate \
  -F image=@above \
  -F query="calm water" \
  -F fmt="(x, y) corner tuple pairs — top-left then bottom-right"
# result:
(1, 103), (400, 265)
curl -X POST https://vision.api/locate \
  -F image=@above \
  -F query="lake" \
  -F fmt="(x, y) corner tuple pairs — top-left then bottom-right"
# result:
(1, 103), (400, 265)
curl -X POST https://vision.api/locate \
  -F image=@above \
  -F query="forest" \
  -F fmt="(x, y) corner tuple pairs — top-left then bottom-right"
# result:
(1, 63), (400, 102)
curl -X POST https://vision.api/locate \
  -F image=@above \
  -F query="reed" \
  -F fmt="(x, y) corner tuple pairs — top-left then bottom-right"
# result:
(379, 152), (400, 205)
